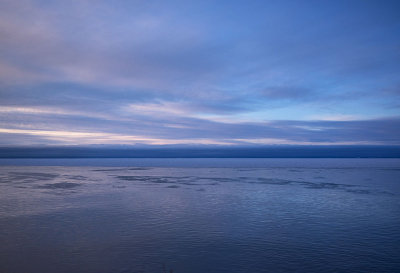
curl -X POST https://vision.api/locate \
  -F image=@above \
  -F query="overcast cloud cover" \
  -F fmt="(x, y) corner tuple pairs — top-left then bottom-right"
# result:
(0, 0), (399, 146)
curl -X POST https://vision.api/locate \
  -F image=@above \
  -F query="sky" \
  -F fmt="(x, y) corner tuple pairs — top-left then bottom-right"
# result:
(0, 0), (400, 146)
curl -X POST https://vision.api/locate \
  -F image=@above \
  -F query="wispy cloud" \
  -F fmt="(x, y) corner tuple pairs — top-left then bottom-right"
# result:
(1, 115), (399, 146)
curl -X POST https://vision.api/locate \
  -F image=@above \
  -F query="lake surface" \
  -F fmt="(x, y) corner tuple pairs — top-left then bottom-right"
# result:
(0, 159), (399, 272)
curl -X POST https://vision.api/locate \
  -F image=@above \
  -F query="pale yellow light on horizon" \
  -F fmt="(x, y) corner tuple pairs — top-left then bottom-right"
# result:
(0, 128), (233, 145)
(0, 128), (384, 146)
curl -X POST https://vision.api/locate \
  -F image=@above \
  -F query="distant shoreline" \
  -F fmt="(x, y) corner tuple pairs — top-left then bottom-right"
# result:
(1, 145), (400, 158)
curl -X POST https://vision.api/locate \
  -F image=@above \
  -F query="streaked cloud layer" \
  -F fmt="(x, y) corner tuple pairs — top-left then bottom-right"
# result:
(1, 0), (399, 145)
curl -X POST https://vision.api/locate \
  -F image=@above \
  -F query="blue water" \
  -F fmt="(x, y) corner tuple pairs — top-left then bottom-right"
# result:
(0, 159), (399, 272)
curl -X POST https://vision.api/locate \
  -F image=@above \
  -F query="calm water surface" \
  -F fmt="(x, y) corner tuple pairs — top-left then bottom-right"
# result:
(0, 159), (399, 273)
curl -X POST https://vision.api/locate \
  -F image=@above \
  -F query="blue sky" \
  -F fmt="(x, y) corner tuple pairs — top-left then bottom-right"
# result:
(0, 0), (399, 146)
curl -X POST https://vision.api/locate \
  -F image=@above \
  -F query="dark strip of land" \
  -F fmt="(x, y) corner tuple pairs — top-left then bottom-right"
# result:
(0, 146), (399, 158)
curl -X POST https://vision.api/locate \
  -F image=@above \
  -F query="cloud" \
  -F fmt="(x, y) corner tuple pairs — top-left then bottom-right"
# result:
(0, 0), (399, 146)
(1, 106), (399, 145)
(307, 115), (360, 121)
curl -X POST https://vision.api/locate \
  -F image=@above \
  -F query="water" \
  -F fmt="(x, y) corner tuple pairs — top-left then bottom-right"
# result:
(0, 159), (399, 273)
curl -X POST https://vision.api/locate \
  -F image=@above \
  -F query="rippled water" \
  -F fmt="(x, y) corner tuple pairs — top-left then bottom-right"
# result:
(0, 159), (399, 273)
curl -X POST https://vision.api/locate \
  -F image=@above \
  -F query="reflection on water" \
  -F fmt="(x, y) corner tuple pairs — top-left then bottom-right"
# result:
(0, 159), (399, 273)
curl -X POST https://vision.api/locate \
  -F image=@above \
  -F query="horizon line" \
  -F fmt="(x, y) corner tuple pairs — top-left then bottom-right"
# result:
(1, 145), (400, 158)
